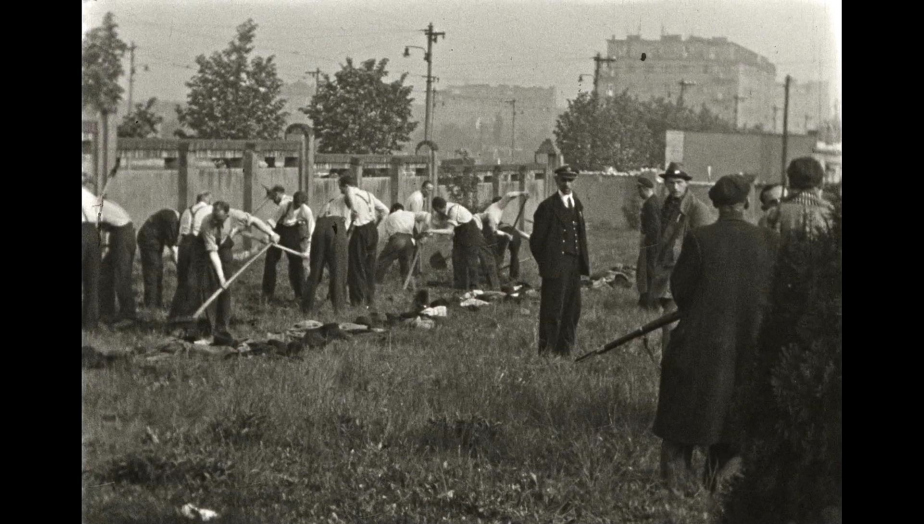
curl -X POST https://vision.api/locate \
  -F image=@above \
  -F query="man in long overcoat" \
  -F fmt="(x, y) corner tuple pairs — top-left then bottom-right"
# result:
(652, 174), (780, 493)
(529, 165), (590, 356)
(635, 176), (661, 309)
(649, 162), (713, 356)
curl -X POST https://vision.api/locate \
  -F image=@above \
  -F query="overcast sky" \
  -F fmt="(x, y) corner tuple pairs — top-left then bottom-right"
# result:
(83, 0), (840, 110)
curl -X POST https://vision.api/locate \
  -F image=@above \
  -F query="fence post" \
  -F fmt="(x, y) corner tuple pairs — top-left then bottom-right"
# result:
(492, 165), (501, 202)
(429, 151), (438, 211)
(350, 156), (363, 188)
(298, 133), (307, 193)
(306, 128), (316, 207)
(518, 166), (529, 231)
(243, 143), (258, 250)
(389, 157), (402, 208)
(177, 142), (191, 211)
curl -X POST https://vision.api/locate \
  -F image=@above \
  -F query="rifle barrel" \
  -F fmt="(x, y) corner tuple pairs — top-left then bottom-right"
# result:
(574, 310), (681, 363)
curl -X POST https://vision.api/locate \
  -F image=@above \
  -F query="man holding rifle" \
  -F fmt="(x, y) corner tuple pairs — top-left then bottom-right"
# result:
(651, 174), (779, 494)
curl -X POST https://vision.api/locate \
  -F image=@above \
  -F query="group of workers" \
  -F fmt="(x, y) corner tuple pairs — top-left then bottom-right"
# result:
(81, 155), (835, 497)
(81, 172), (532, 341)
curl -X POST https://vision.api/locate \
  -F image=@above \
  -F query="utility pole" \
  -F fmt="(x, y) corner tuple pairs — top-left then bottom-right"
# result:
(127, 42), (137, 114)
(306, 68), (323, 95)
(733, 94), (747, 129)
(506, 99), (517, 162)
(781, 75), (791, 187)
(592, 52), (618, 97)
(677, 79), (696, 107)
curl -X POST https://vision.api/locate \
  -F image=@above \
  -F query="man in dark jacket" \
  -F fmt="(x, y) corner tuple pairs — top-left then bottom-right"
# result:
(529, 165), (590, 356)
(650, 162), (713, 356)
(652, 174), (780, 493)
(137, 208), (180, 308)
(635, 177), (661, 309)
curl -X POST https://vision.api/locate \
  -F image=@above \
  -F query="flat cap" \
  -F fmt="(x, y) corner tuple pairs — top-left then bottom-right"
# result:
(709, 174), (752, 206)
(637, 177), (655, 189)
(554, 165), (578, 179)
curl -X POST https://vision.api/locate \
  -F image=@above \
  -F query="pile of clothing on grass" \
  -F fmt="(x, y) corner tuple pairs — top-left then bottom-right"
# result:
(582, 265), (635, 290)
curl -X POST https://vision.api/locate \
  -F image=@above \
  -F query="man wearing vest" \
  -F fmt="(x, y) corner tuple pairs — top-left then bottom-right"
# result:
(375, 203), (430, 284)
(195, 202), (279, 342)
(429, 197), (500, 291)
(650, 162), (713, 358)
(337, 175), (389, 307)
(262, 185), (314, 303)
(137, 208), (181, 309)
(169, 192), (213, 320)
(529, 165), (590, 356)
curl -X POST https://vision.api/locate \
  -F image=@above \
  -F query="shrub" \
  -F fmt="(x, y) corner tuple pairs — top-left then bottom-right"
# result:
(722, 194), (842, 523)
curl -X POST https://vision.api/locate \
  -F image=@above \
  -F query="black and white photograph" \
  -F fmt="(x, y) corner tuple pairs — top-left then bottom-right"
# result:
(82, 0), (841, 522)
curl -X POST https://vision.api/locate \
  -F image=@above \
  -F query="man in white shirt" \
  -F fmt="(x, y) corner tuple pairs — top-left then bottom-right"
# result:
(405, 180), (434, 213)
(261, 185), (314, 303)
(478, 190), (529, 281)
(85, 187), (138, 325)
(193, 201), (279, 342)
(322, 174), (389, 307)
(428, 197), (499, 290)
(170, 192), (213, 320)
(375, 203), (431, 285)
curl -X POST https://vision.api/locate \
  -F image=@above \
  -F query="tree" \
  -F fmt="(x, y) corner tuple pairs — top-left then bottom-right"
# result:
(118, 97), (164, 138)
(554, 92), (654, 171)
(176, 19), (288, 139)
(304, 58), (418, 154)
(82, 12), (128, 114)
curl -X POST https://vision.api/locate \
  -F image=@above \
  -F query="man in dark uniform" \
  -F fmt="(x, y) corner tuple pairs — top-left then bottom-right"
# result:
(137, 208), (180, 308)
(652, 174), (780, 494)
(169, 192), (213, 320)
(196, 201), (278, 341)
(428, 197), (499, 291)
(262, 185), (314, 302)
(636, 177), (662, 309)
(529, 165), (589, 356)
(303, 194), (352, 315)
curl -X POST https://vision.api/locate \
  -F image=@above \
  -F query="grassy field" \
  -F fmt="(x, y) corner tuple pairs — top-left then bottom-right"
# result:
(82, 223), (724, 524)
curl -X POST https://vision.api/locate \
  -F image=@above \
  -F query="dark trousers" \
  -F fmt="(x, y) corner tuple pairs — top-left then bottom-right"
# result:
(538, 254), (582, 355)
(660, 440), (739, 493)
(302, 216), (348, 314)
(198, 239), (234, 339)
(452, 221), (499, 290)
(100, 223), (137, 321)
(347, 221), (379, 306)
(375, 233), (415, 283)
(493, 224), (522, 280)
(262, 223), (305, 300)
(169, 235), (195, 319)
(139, 240), (165, 308)
(82, 223), (101, 330)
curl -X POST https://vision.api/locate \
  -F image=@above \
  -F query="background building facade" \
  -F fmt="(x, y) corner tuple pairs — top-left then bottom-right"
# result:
(599, 34), (777, 131)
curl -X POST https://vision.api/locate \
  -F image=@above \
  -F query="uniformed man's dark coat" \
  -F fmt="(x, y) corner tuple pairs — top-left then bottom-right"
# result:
(652, 214), (780, 445)
(529, 193), (590, 278)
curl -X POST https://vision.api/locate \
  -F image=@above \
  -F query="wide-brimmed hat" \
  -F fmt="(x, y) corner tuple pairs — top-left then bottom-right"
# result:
(554, 165), (578, 180)
(660, 162), (692, 180)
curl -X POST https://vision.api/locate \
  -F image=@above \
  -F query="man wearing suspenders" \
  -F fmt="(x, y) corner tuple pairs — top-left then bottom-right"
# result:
(304, 189), (353, 315)
(337, 175), (389, 307)
(262, 185), (314, 303)
(428, 197), (500, 291)
(169, 192), (213, 320)
(137, 208), (181, 309)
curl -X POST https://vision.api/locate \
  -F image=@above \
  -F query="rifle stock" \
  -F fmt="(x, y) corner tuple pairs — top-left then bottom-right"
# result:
(574, 310), (682, 363)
